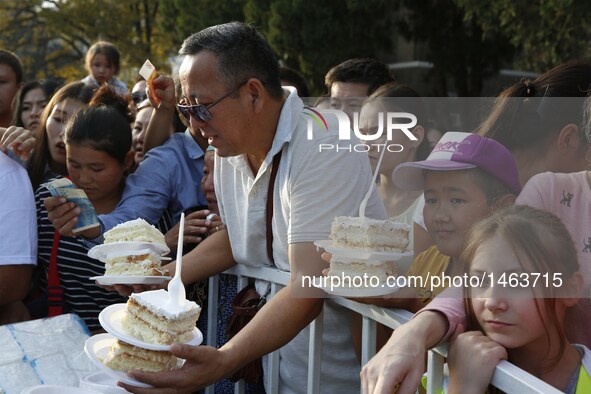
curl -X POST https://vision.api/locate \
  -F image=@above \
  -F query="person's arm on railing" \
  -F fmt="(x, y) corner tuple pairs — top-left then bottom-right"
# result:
(349, 288), (426, 312)
(167, 227), (237, 283)
(447, 326), (508, 394)
(360, 310), (451, 394)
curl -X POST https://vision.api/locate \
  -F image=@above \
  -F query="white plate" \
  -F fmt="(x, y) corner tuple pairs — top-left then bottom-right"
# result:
(90, 275), (171, 285)
(88, 242), (170, 261)
(79, 371), (129, 393)
(99, 304), (203, 351)
(312, 277), (398, 297)
(314, 240), (413, 261)
(315, 283), (397, 297)
(84, 334), (153, 388)
(20, 385), (102, 394)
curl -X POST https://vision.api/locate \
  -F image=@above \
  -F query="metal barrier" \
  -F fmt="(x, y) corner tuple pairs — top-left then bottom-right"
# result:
(204, 265), (562, 394)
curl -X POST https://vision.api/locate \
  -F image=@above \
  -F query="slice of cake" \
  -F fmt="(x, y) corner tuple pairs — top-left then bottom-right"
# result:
(330, 216), (410, 252)
(102, 339), (176, 372)
(328, 256), (397, 286)
(104, 249), (165, 276)
(104, 218), (166, 245)
(123, 289), (201, 345)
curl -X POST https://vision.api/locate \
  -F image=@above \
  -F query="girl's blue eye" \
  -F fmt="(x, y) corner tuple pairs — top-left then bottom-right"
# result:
(451, 198), (465, 204)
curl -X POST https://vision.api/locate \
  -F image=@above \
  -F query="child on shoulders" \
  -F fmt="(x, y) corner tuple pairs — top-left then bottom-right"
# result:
(81, 41), (127, 97)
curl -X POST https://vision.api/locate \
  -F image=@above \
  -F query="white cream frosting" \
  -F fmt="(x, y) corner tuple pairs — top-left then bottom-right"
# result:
(130, 289), (200, 318)
(104, 218), (166, 244)
(113, 218), (151, 229)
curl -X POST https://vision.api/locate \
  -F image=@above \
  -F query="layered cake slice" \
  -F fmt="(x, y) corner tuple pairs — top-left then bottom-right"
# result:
(102, 339), (176, 372)
(104, 218), (166, 245)
(104, 249), (165, 276)
(123, 289), (201, 345)
(330, 216), (410, 252)
(325, 216), (410, 286)
(328, 256), (398, 285)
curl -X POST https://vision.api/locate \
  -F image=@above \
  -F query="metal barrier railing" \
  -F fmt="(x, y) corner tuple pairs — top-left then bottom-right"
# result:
(204, 266), (562, 394)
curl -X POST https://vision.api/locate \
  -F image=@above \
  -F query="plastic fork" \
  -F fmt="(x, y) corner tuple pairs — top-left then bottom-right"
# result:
(167, 212), (186, 305)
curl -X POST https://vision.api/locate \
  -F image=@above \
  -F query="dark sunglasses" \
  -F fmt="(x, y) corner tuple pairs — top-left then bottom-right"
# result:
(131, 92), (147, 104)
(177, 81), (246, 123)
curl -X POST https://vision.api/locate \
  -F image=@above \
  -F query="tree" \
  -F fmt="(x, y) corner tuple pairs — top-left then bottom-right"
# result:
(246, 0), (395, 95)
(395, 0), (514, 96)
(158, 0), (248, 51)
(0, 0), (175, 83)
(457, 0), (591, 73)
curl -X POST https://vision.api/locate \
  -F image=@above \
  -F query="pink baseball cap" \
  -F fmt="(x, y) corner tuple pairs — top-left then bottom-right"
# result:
(392, 131), (521, 195)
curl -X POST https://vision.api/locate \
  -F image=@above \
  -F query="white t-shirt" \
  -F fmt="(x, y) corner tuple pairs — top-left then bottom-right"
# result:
(215, 88), (387, 394)
(0, 151), (36, 265)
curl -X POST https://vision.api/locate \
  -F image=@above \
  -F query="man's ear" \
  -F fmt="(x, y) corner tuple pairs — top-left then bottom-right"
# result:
(245, 78), (265, 114)
(492, 194), (516, 209)
(556, 124), (581, 154)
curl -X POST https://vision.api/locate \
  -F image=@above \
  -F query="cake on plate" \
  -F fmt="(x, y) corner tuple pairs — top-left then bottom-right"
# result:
(327, 256), (397, 285)
(104, 218), (166, 245)
(102, 339), (176, 372)
(123, 289), (201, 345)
(104, 249), (166, 276)
(329, 216), (410, 252)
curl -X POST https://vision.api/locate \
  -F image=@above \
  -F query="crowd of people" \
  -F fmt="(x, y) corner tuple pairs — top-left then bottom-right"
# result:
(2, 20), (591, 394)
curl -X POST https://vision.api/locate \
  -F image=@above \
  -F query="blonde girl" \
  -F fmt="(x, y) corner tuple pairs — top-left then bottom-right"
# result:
(447, 205), (589, 393)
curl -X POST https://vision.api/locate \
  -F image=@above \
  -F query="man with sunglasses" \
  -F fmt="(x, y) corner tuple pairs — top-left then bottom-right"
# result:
(109, 22), (386, 394)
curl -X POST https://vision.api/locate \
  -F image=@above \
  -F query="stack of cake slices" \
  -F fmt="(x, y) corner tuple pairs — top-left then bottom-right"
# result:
(324, 216), (412, 289)
(85, 289), (202, 378)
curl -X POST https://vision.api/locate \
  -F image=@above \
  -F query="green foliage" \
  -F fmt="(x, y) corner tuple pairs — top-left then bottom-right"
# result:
(1, 0), (588, 96)
(457, 0), (591, 72)
(158, 0), (248, 50)
(396, 0), (514, 96)
(246, 0), (394, 94)
(0, 0), (172, 84)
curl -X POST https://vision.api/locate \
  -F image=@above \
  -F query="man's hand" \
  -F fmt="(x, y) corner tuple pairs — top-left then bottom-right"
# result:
(148, 74), (177, 112)
(119, 344), (231, 393)
(206, 213), (224, 237)
(447, 326), (507, 394)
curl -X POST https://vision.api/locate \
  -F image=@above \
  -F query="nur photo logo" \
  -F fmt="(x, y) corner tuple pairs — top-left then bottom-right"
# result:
(303, 106), (418, 153)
